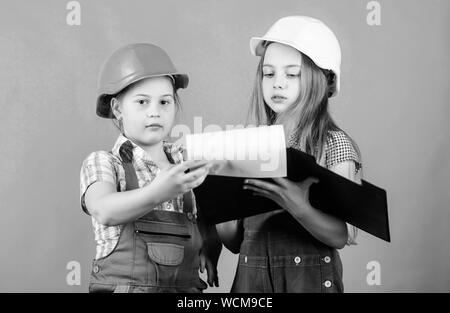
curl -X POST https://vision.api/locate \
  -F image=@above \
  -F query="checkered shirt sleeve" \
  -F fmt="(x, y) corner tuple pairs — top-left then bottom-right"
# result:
(326, 131), (362, 174)
(326, 131), (362, 245)
(80, 151), (118, 214)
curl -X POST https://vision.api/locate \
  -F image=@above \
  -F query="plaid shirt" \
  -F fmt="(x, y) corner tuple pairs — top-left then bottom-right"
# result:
(325, 130), (362, 245)
(325, 130), (362, 174)
(288, 129), (362, 245)
(80, 134), (195, 259)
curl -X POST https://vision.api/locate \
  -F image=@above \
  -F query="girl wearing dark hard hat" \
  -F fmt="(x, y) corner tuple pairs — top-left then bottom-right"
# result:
(217, 16), (363, 293)
(80, 43), (221, 293)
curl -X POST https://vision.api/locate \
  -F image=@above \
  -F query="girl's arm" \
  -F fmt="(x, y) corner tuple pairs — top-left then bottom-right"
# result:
(244, 160), (360, 249)
(293, 160), (361, 248)
(215, 220), (244, 254)
(282, 177), (348, 249)
(330, 160), (362, 245)
(85, 160), (210, 226)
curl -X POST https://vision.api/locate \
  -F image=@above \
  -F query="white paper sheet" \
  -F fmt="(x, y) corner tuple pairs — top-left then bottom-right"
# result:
(185, 125), (287, 177)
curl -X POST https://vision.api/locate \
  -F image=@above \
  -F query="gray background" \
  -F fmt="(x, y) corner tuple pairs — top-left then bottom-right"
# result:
(0, 0), (449, 292)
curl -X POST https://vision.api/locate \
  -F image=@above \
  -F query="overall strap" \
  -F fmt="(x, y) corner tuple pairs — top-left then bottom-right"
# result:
(183, 190), (193, 214)
(119, 140), (139, 191)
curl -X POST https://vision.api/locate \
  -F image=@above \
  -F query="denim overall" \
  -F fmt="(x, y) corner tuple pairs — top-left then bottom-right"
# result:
(231, 209), (344, 293)
(88, 142), (206, 293)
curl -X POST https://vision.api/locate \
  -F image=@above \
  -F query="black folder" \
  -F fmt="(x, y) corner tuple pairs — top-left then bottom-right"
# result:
(194, 147), (390, 242)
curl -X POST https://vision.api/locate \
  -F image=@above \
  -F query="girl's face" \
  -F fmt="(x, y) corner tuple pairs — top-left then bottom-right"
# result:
(113, 76), (176, 147)
(262, 43), (302, 113)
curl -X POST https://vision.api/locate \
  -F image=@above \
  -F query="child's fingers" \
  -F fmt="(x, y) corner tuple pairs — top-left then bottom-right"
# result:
(178, 159), (209, 173)
(183, 167), (210, 185)
(214, 275), (219, 287)
(206, 261), (217, 287)
(170, 160), (207, 176)
(209, 160), (228, 174)
(248, 187), (279, 204)
(244, 179), (280, 193)
(252, 191), (276, 203)
(185, 174), (208, 191)
(300, 176), (320, 189)
(208, 261), (219, 287)
(272, 177), (289, 188)
(243, 184), (275, 197)
(199, 254), (205, 273)
(183, 165), (209, 180)
(208, 275), (213, 287)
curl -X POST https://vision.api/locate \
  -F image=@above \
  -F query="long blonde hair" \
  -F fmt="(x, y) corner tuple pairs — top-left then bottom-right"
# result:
(247, 42), (360, 163)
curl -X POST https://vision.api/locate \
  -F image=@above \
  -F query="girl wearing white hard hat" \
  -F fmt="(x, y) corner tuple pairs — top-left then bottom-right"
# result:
(217, 16), (362, 292)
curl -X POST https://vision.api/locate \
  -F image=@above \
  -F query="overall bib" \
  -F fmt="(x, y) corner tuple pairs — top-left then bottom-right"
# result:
(231, 209), (344, 293)
(88, 144), (206, 293)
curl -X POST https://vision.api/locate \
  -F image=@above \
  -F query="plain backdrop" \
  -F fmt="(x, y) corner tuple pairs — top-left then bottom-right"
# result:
(0, 0), (449, 292)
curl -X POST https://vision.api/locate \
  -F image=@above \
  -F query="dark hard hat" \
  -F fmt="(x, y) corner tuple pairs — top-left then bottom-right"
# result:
(96, 43), (189, 118)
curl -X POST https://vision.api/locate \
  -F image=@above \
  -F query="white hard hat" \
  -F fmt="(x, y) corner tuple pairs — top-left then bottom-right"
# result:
(250, 16), (342, 97)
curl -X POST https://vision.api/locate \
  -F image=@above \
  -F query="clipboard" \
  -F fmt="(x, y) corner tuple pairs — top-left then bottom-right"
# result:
(193, 147), (390, 242)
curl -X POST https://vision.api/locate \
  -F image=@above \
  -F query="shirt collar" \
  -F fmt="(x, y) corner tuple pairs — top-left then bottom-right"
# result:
(111, 134), (184, 166)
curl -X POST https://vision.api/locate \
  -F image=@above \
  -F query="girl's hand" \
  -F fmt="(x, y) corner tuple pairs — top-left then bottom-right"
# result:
(199, 246), (221, 287)
(243, 177), (319, 219)
(151, 160), (211, 204)
(198, 222), (222, 287)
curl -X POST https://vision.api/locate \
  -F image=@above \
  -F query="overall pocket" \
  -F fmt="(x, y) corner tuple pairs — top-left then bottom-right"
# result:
(147, 242), (184, 266)
(134, 217), (191, 287)
(143, 241), (186, 286)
